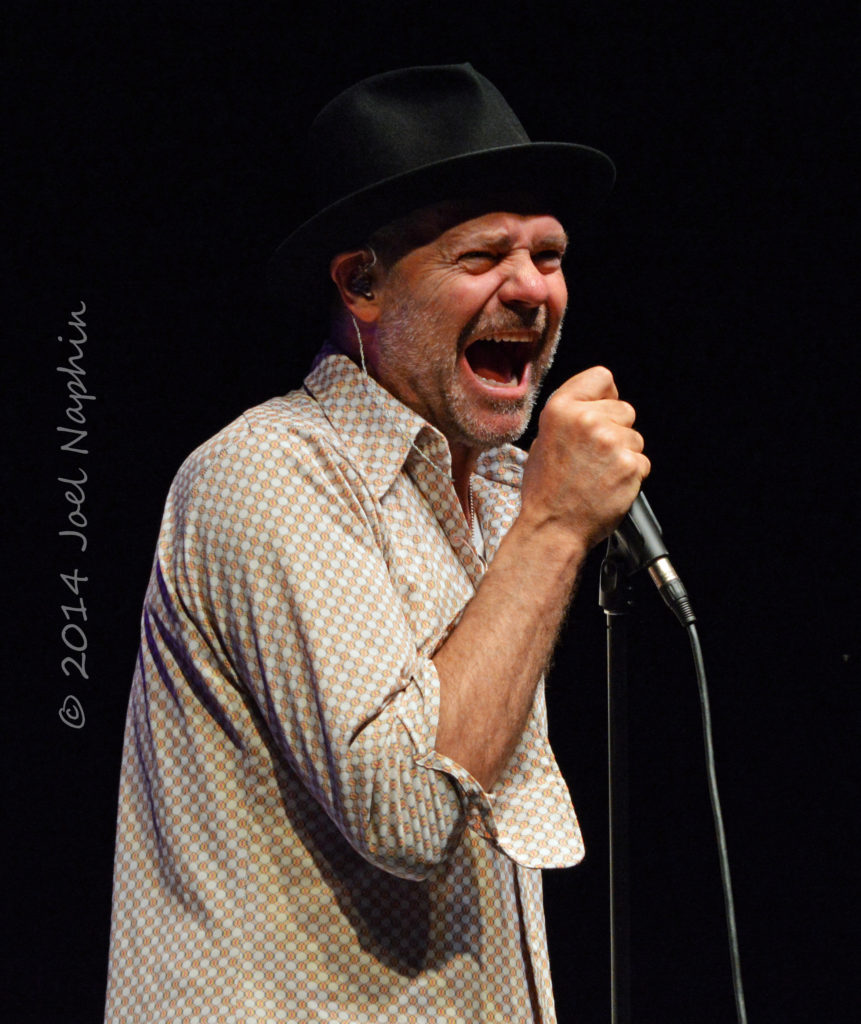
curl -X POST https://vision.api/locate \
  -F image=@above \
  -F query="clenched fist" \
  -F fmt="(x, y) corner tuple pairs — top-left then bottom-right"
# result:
(520, 366), (650, 552)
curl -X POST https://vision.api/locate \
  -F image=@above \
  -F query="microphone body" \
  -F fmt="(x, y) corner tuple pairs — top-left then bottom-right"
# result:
(609, 492), (696, 626)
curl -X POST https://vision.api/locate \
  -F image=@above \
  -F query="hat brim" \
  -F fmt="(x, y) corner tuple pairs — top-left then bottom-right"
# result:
(268, 141), (615, 301)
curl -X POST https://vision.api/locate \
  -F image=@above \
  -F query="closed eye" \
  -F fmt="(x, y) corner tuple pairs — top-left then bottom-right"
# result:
(457, 246), (567, 273)
(533, 249), (566, 270)
(456, 252), (497, 272)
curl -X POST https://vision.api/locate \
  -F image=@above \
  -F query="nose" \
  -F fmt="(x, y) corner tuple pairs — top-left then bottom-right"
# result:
(497, 250), (553, 308)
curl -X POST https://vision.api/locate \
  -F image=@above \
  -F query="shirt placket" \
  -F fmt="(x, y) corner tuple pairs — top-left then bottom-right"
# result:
(403, 438), (548, 1023)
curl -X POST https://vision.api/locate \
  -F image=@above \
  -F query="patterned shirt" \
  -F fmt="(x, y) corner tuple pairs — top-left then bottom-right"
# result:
(105, 350), (584, 1023)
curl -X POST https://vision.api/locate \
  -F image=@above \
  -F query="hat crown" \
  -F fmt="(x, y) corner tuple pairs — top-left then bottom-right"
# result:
(308, 64), (531, 212)
(268, 62), (615, 323)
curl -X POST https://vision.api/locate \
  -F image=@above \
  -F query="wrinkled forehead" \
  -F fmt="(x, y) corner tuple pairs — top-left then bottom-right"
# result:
(367, 194), (565, 266)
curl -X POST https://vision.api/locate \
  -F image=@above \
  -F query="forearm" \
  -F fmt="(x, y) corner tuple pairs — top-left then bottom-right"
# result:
(433, 367), (650, 792)
(432, 515), (587, 791)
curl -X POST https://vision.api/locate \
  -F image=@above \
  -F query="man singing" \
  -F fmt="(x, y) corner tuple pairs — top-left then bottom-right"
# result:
(105, 63), (648, 1022)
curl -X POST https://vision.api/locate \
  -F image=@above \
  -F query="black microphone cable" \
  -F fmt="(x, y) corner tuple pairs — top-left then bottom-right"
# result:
(611, 494), (748, 1024)
(687, 619), (748, 1024)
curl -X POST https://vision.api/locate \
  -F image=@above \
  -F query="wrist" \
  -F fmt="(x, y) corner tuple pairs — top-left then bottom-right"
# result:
(494, 512), (588, 595)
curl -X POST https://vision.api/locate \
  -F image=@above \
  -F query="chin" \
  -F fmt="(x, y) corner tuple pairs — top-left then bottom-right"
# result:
(448, 391), (537, 449)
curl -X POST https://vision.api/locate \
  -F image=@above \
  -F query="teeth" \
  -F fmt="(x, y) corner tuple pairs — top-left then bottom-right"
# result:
(480, 336), (533, 345)
(476, 373), (517, 386)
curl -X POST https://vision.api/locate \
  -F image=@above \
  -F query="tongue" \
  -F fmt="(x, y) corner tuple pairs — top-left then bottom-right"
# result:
(465, 339), (515, 384)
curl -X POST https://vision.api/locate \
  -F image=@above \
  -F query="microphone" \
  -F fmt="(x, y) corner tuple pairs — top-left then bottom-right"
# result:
(610, 492), (696, 626)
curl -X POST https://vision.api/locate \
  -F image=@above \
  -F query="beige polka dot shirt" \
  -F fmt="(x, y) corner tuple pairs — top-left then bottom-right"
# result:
(105, 350), (584, 1022)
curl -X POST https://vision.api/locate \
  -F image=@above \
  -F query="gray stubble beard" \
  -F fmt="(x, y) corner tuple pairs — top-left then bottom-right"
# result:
(376, 289), (564, 452)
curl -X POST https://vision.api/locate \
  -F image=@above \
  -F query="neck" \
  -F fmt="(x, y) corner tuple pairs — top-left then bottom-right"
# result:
(333, 312), (479, 520)
(330, 308), (377, 366)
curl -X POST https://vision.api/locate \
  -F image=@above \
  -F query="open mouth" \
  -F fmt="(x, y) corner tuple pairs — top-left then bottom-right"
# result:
(463, 337), (537, 388)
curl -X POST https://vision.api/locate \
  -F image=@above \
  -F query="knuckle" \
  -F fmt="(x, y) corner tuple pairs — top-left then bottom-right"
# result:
(539, 393), (565, 429)
(592, 365), (616, 393)
(619, 400), (636, 423)
(594, 425), (617, 454)
(617, 448), (639, 475)
(575, 406), (599, 432)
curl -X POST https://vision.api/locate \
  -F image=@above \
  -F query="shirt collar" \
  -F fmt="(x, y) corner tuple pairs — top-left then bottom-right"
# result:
(303, 346), (526, 499)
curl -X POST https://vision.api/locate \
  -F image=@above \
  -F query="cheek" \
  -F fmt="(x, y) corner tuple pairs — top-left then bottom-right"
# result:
(446, 279), (503, 322)
(551, 275), (568, 315)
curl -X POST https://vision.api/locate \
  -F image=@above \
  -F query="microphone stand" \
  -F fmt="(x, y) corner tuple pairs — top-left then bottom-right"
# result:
(599, 540), (635, 1024)
(597, 495), (748, 1021)
(597, 494), (701, 1023)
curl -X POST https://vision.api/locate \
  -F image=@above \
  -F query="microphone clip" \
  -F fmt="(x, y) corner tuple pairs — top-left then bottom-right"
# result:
(602, 492), (697, 627)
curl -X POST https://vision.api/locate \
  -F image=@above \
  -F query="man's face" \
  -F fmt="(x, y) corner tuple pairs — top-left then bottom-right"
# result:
(369, 209), (568, 455)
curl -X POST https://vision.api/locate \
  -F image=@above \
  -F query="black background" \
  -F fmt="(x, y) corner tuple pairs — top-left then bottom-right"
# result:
(5, 2), (859, 1021)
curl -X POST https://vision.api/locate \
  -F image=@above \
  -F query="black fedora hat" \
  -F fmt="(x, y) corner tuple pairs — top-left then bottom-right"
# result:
(269, 63), (615, 301)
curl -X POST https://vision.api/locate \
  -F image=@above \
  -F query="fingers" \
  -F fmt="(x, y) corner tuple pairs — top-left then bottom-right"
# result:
(546, 368), (636, 429)
(551, 365), (619, 402)
(549, 397), (638, 432)
(521, 366), (651, 550)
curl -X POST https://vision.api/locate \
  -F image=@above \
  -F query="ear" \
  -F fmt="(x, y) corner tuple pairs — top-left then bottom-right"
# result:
(330, 250), (381, 323)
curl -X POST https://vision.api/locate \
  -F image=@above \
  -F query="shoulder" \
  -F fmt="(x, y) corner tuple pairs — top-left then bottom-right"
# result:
(165, 389), (371, 530)
(179, 390), (339, 485)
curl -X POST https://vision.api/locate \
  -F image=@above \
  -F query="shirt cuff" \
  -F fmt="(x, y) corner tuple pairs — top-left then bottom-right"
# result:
(403, 660), (584, 870)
